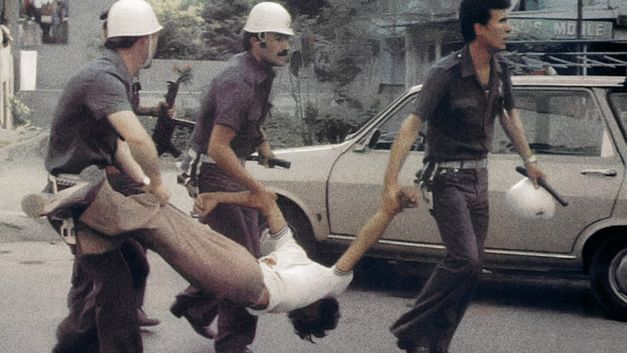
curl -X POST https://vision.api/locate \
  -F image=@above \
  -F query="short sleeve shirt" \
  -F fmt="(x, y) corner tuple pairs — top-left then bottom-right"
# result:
(190, 52), (275, 159)
(415, 45), (515, 162)
(247, 228), (353, 315)
(45, 50), (133, 175)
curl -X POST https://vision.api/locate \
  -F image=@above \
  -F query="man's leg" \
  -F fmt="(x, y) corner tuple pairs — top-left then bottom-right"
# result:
(205, 203), (260, 353)
(391, 169), (487, 353)
(52, 259), (99, 353)
(75, 228), (143, 353)
(119, 239), (160, 327)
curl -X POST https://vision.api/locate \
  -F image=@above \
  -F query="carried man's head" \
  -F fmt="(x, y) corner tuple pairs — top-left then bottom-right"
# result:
(104, 0), (162, 69)
(243, 2), (293, 67)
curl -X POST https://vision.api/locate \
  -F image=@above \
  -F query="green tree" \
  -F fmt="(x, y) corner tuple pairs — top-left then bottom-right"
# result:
(148, 0), (208, 59)
(200, 0), (255, 60)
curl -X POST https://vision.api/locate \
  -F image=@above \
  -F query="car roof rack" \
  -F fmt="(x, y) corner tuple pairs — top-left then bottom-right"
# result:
(502, 51), (627, 70)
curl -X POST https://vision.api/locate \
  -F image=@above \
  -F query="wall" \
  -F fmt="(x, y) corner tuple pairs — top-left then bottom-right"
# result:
(0, 37), (13, 129)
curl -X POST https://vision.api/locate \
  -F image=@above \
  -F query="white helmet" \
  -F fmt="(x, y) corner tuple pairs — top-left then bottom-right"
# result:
(243, 2), (294, 36)
(505, 178), (555, 220)
(107, 0), (163, 39)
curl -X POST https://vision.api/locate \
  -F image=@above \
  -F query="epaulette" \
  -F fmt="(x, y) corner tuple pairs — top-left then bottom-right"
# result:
(434, 50), (462, 70)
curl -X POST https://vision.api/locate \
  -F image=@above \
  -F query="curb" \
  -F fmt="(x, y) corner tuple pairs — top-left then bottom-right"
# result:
(0, 211), (58, 243)
(0, 128), (49, 162)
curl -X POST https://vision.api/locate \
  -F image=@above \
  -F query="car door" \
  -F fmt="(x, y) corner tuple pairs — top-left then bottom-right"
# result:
(326, 92), (443, 246)
(487, 87), (624, 255)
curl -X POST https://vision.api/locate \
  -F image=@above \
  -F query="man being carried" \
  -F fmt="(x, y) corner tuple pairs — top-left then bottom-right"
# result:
(27, 166), (417, 342)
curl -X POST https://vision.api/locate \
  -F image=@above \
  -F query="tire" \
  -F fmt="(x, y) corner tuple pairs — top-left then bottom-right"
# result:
(258, 199), (318, 258)
(590, 237), (627, 321)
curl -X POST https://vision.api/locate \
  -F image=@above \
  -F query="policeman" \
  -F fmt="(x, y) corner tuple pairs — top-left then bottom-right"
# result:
(45, 1), (166, 352)
(383, 1), (545, 352)
(170, 2), (293, 353)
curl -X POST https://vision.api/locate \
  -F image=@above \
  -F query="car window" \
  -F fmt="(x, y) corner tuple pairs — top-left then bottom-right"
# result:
(370, 94), (425, 151)
(608, 91), (627, 140)
(493, 89), (614, 157)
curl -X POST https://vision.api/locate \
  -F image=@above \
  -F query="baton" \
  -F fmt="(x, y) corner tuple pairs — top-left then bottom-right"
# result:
(246, 156), (291, 169)
(515, 166), (568, 207)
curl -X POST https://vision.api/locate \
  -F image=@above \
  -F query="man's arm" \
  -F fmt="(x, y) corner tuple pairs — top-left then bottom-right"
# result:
(256, 129), (275, 167)
(334, 187), (418, 272)
(208, 124), (275, 201)
(108, 110), (170, 203)
(135, 102), (175, 118)
(499, 108), (545, 184)
(194, 191), (286, 234)
(113, 138), (148, 184)
(383, 113), (423, 213)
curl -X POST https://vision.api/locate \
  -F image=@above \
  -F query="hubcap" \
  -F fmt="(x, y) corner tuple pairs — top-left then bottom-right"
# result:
(609, 248), (627, 302)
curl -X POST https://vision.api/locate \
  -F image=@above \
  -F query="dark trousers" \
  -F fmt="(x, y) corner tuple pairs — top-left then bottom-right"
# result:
(391, 168), (489, 353)
(52, 172), (150, 353)
(173, 163), (260, 353)
(52, 249), (142, 353)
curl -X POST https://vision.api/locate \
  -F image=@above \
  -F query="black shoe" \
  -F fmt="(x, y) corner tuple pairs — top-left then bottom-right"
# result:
(170, 300), (215, 339)
(137, 308), (160, 327)
(22, 165), (105, 218)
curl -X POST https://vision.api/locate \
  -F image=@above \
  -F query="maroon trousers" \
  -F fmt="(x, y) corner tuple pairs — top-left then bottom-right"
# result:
(391, 168), (489, 353)
(52, 172), (149, 353)
(172, 162), (261, 353)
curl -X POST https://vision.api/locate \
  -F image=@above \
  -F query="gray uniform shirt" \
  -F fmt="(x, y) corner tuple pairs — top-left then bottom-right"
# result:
(415, 45), (515, 162)
(190, 51), (274, 159)
(45, 50), (133, 175)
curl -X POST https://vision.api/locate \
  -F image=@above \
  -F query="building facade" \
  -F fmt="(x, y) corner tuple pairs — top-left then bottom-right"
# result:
(376, 0), (627, 88)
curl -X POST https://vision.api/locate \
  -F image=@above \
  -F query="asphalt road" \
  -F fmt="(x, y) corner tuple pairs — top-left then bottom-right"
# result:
(1, 157), (626, 353)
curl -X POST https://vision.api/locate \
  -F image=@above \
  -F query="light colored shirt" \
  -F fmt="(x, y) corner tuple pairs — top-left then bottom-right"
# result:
(247, 227), (353, 315)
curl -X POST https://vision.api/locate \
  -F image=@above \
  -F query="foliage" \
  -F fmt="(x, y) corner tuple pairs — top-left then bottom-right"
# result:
(287, 0), (383, 145)
(9, 95), (32, 126)
(199, 0), (254, 60)
(306, 0), (382, 86)
(148, 0), (208, 59)
(148, 0), (385, 147)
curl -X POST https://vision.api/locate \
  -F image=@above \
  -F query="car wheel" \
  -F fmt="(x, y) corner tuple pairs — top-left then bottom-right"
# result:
(279, 201), (318, 258)
(590, 237), (627, 321)
(258, 199), (317, 259)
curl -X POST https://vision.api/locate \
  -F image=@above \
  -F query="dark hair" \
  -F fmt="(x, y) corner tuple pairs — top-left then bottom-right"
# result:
(104, 36), (141, 50)
(242, 31), (258, 51)
(287, 297), (340, 343)
(459, 0), (511, 43)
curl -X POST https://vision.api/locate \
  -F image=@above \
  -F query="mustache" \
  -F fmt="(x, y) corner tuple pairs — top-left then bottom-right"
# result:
(277, 50), (289, 57)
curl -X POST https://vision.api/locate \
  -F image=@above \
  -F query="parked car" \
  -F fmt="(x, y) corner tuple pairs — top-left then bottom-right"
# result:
(247, 75), (627, 321)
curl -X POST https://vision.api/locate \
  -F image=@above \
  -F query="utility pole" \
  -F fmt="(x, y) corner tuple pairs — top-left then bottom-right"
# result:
(577, 0), (585, 75)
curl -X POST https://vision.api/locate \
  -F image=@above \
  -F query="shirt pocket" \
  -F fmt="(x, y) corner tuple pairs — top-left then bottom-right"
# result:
(450, 97), (483, 138)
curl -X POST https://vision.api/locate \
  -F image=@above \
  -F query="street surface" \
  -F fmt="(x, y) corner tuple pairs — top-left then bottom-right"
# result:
(1, 153), (626, 353)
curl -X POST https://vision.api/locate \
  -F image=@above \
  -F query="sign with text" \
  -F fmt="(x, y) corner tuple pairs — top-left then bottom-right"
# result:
(510, 18), (613, 40)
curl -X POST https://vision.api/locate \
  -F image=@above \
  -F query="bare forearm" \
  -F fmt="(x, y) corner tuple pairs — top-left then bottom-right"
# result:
(209, 144), (262, 192)
(126, 138), (163, 186)
(335, 210), (395, 272)
(114, 139), (147, 184)
(500, 109), (534, 161)
(134, 105), (157, 117)
(384, 114), (422, 187)
(198, 191), (286, 233)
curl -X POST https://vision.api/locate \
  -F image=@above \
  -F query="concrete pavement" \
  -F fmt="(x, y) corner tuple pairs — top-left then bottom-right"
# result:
(2, 132), (626, 353)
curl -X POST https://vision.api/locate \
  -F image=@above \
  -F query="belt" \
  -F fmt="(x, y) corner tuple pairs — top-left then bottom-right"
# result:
(188, 149), (217, 164)
(437, 159), (488, 169)
(190, 149), (246, 166)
